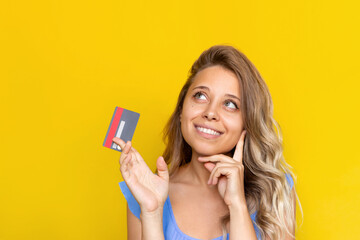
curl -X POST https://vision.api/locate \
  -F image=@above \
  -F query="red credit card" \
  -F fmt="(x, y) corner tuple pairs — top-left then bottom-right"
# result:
(103, 107), (140, 152)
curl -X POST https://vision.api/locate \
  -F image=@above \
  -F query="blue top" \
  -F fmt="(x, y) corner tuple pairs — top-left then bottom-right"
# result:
(119, 173), (294, 240)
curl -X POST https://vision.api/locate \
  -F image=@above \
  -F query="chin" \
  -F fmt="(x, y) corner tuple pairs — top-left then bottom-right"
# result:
(192, 144), (233, 157)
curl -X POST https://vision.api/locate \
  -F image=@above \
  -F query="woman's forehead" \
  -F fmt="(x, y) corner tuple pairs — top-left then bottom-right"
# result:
(190, 66), (241, 97)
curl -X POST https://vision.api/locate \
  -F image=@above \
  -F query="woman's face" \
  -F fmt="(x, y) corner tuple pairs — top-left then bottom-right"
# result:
(180, 65), (244, 156)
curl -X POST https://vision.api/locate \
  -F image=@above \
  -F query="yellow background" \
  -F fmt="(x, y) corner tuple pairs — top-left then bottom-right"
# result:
(1, 0), (359, 239)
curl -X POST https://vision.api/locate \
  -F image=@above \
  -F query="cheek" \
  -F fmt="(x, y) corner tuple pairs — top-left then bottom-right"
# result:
(224, 115), (244, 130)
(182, 104), (203, 121)
(224, 118), (244, 138)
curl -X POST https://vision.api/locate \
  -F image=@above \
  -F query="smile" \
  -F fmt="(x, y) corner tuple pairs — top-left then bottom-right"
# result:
(194, 124), (223, 138)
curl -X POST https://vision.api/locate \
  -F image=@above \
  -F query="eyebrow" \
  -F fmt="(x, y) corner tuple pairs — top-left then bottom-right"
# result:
(192, 86), (241, 102)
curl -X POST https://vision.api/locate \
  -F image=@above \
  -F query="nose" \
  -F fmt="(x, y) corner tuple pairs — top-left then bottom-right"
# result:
(202, 103), (219, 121)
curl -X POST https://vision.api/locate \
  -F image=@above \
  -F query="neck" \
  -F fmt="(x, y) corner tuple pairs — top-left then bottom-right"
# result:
(182, 150), (214, 188)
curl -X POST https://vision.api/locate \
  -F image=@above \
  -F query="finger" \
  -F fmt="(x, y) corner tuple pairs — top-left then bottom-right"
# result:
(129, 151), (139, 166)
(112, 137), (126, 151)
(210, 166), (236, 185)
(121, 141), (140, 163)
(208, 165), (223, 185)
(203, 162), (216, 172)
(119, 153), (126, 165)
(128, 144), (143, 165)
(119, 141), (132, 165)
(120, 153), (131, 179)
(207, 162), (234, 184)
(211, 164), (244, 185)
(156, 156), (169, 182)
(124, 141), (132, 154)
(131, 146), (142, 163)
(198, 154), (234, 164)
(233, 130), (247, 163)
(120, 141), (139, 159)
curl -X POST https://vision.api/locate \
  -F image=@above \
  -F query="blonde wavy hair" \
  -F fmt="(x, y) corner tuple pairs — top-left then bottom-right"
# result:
(161, 45), (302, 239)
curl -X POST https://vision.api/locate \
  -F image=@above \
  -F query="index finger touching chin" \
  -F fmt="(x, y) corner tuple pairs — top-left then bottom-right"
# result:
(232, 130), (247, 163)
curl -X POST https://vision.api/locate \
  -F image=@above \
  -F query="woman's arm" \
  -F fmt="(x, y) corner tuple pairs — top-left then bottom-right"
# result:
(127, 204), (165, 240)
(113, 138), (169, 240)
(139, 208), (165, 240)
(228, 202), (257, 240)
(127, 204), (141, 240)
(229, 185), (296, 240)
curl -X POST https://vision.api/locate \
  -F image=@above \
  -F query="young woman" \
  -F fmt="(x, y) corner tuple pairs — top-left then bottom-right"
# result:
(113, 45), (301, 240)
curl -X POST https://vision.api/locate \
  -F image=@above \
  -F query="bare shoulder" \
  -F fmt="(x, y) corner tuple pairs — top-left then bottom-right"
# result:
(126, 203), (141, 240)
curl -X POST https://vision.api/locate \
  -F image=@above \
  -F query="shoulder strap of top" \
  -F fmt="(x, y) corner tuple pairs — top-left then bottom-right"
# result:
(285, 173), (294, 189)
(119, 181), (141, 219)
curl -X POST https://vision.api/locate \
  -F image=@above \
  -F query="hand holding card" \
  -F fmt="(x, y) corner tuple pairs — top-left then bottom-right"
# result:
(112, 135), (169, 213)
(104, 106), (169, 213)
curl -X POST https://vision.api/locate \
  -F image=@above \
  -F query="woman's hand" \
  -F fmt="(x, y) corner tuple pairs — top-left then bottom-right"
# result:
(198, 130), (247, 208)
(113, 137), (169, 214)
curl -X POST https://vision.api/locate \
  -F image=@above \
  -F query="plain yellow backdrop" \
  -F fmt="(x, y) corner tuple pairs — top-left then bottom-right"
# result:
(1, 0), (359, 239)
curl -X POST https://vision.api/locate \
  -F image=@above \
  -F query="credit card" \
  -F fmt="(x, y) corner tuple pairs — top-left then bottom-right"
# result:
(103, 107), (140, 152)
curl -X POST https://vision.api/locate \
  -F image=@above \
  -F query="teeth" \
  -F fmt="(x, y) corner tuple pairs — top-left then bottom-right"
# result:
(196, 127), (221, 136)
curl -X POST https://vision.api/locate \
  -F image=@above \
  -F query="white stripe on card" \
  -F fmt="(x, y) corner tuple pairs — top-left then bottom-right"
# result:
(112, 120), (126, 149)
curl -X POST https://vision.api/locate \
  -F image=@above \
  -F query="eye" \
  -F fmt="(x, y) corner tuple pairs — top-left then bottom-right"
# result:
(193, 91), (207, 100)
(224, 100), (238, 110)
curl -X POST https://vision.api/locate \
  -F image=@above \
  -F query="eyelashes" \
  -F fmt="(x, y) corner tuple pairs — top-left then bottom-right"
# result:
(225, 100), (239, 110)
(192, 91), (239, 110)
(193, 91), (206, 100)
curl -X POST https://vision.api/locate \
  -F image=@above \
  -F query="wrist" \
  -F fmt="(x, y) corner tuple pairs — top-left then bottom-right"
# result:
(140, 207), (164, 220)
(140, 207), (165, 240)
(228, 200), (248, 213)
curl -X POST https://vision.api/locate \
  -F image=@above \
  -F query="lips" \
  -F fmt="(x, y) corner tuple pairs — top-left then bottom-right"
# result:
(194, 124), (223, 136)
